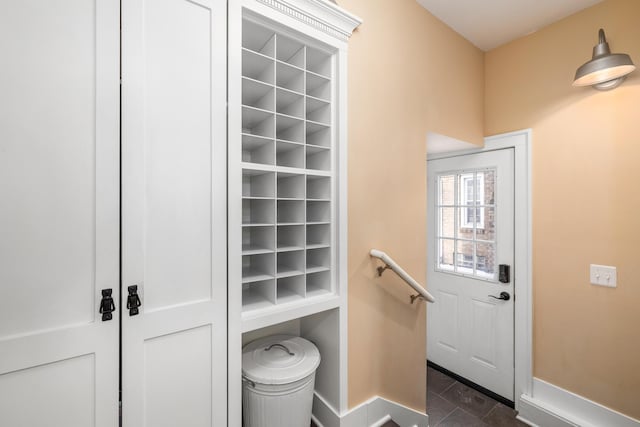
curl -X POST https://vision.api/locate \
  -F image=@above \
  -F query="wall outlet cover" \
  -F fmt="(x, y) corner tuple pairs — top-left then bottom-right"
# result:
(590, 264), (617, 288)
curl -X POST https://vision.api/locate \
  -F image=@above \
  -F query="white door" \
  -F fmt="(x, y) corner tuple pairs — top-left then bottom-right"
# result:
(121, 0), (227, 425)
(0, 0), (121, 426)
(427, 148), (515, 401)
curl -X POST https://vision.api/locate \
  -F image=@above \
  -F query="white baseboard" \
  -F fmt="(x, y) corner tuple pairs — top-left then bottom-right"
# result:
(312, 393), (429, 427)
(516, 378), (640, 427)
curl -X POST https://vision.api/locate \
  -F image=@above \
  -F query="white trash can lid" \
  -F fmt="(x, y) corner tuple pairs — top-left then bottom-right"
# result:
(242, 335), (321, 385)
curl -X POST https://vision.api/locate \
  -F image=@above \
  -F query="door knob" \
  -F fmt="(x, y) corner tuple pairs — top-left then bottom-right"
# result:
(488, 291), (510, 301)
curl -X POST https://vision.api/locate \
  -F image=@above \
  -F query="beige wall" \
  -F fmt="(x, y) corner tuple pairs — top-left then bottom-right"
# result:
(485, 0), (640, 419)
(339, 0), (484, 411)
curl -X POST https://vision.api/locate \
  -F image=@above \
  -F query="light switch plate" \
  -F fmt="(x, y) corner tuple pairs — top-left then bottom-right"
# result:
(590, 264), (617, 287)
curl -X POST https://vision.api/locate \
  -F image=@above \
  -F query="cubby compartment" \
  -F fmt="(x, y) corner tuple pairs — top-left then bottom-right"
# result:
(306, 270), (331, 297)
(306, 146), (330, 171)
(276, 88), (304, 118)
(242, 106), (274, 138)
(306, 123), (330, 148)
(242, 226), (274, 255)
(242, 78), (274, 111)
(307, 200), (330, 223)
(277, 200), (304, 224)
(277, 173), (305, 199)
(276, 141), (304, 168)
(306, 72), (331, 101)
(242, 49), (274, 84)
(276, 35), (305, 68)
(306, 121), (330, 146)
(306, 175), (330, 200)
(242, 134), (274, 165)
(240, 310), (342, 420)
(277, 275), (306, 304)
(307, 247), (330, 273)
(276, 115), (304, 143)
(277, 225), (304, 251)
(242, 253), (275, 283)
(243, 20), (275, 56)
(277, 250), (305, 277)
(276, 62), (304, 93)
(306, 97), (330, 125)
(243, 198), (275, 225)
(242, 279), (276, 312)
(242, 169), (275, 198)
(306, 46), (331, 78)
(306, 223), (330, 248)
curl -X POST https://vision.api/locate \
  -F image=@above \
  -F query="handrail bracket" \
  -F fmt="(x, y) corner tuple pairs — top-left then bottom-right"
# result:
(376, 264), (392, 277)
(410, 294), (425, 304)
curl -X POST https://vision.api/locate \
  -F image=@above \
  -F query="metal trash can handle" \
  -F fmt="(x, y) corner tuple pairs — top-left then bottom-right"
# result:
(264, 343), (294, 356)
(242, 376), (256, 388)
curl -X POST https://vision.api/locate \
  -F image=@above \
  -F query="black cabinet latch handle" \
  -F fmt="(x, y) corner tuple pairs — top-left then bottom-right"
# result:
(126, 285), (142, 316)
(99, 289), (116, 321)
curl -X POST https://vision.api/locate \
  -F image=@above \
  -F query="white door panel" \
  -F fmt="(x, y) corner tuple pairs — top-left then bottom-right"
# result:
(0, 0), (120, 425)
(121, 0), (227, 425)
(427, 149), (515, 400)
(0, 0), (120, 427)
(434, 291), (459, 352)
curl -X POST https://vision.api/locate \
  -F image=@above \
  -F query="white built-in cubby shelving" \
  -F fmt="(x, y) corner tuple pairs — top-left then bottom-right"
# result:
(229, 3), (360, 426)
(241, 18), (336, 315)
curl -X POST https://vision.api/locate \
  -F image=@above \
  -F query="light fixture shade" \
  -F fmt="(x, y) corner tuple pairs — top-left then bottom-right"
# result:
(573, 29), (635, 90)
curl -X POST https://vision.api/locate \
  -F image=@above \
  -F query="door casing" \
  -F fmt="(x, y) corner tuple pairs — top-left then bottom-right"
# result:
(426, 129), (532, 410)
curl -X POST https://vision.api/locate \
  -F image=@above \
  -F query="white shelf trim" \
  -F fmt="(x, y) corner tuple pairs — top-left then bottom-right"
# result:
(256, 0), (362, 41)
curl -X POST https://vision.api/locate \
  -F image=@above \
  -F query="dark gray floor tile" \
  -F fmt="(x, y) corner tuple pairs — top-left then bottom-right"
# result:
(436, 408), (488, 427)
(482, 403), (527, 427)
(440, 382), (497, 418)
(427, 366), (457, 395)
(427, 391), (457, 426)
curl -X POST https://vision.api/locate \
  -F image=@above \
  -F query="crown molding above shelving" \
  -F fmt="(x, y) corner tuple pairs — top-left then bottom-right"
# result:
(256, 0), (362, 41)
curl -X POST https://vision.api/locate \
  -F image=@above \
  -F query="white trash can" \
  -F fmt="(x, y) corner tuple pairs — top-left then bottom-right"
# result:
(242, 335), (321, 427)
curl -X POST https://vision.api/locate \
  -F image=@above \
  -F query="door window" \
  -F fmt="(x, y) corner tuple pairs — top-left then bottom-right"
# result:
(436, 170), (497, 280)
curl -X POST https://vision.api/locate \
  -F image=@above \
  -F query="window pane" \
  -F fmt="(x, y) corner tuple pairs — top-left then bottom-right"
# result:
(457, 207), (476, 237)
(438, 175), (455, 205)
(476, 206), (495, 240)
(439, 207), (455, 238)
(438, 239), (455, 271)
(478, 169), (495, 205)
(458, 173), (473, 206)
(476, 242), (496, 278)
(466, 178), (474, 202)
(456, 240), (474, 274)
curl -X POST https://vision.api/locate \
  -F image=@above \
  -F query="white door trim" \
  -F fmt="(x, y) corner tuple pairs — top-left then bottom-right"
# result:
(427, 129), (533, 410)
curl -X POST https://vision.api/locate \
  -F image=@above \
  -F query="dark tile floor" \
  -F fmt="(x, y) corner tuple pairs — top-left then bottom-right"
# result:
(427, 366), (528, 427)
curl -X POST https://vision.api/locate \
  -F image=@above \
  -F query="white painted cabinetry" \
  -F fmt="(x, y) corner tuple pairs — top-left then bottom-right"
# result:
(228, 1), (361, 425)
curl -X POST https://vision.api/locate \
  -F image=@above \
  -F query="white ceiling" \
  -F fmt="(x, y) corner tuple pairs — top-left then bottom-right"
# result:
(416, 0), (603, 51)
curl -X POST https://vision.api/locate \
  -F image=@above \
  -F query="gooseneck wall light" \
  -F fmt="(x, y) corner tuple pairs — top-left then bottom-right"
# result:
(573, 28), (636, 91)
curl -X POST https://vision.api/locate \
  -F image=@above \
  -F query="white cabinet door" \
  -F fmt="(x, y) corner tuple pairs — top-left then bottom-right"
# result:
(0, 0), (121, 426)
(121, 0), (227, 425)
(427, 149), (515, 401)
